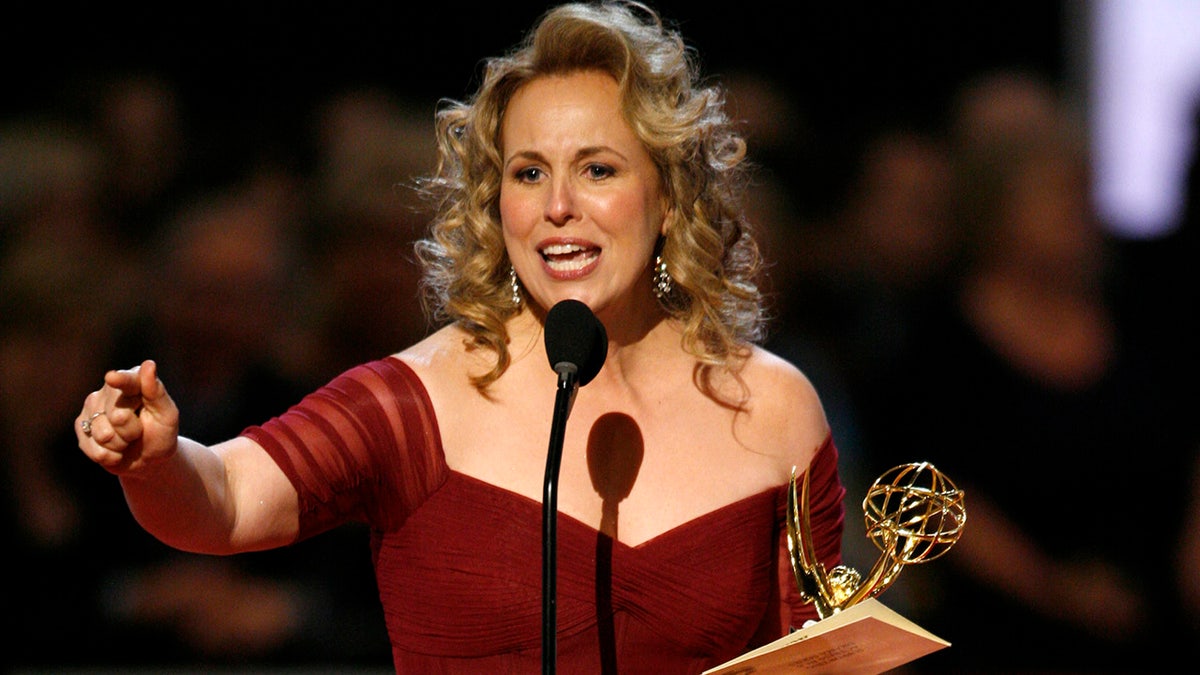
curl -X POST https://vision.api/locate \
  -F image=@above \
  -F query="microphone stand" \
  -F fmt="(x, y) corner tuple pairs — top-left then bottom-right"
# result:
(543, 364), (579, 675)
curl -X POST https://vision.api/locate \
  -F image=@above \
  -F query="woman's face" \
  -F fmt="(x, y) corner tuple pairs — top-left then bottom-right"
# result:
(499, 70), (668, 322)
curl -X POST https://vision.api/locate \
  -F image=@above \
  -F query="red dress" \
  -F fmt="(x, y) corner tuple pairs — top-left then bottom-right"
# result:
(243, 358), (845, 674)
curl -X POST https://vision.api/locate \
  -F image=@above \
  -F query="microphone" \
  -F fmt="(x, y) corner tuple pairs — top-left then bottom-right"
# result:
(541, 299), (606, 674)
(544, 298), (607, 388)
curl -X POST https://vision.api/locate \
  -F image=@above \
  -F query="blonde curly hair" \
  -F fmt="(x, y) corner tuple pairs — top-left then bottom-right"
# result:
(415, 0), (764, 389)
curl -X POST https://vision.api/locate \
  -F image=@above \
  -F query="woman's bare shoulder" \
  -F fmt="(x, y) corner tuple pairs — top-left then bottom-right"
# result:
(396, 324), (466, 368)
(393, 324), (493, 401)
(394, 325), (491, 375)
(739, 345), (831, 468)
(734, 343), (820, 396)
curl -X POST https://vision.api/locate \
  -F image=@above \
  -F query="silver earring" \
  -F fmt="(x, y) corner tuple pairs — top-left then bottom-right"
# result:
(510, 266), (522, 306)
(653, 254), (673, 299)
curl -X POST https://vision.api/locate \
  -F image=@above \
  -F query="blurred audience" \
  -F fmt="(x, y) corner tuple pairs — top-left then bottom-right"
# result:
(853, 70), (1198, 674)
(302, 87), (438, 377)
(2, 72), (403, 671)
(89, 72), (190, 242)
(802, 123), (958, 623)
(825, 127), (956, 386)
(1, 237), (135, 664)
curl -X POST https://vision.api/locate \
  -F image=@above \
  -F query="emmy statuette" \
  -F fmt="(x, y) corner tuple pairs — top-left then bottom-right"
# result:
(787, 461), (967, 620)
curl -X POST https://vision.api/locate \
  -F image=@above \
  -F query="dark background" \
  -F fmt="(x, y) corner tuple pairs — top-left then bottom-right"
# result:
(4, 2), (1069, 151)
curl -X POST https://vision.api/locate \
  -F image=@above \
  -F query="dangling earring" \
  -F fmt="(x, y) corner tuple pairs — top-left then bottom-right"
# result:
(653, 254), (673, 299)
(510, 265), (522, 307)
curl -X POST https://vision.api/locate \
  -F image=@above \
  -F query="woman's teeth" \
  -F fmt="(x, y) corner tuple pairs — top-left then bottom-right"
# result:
(541, 243), (598, 271)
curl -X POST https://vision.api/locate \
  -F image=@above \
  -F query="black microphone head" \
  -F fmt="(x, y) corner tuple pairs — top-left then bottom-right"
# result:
(544, 299), (608, 387)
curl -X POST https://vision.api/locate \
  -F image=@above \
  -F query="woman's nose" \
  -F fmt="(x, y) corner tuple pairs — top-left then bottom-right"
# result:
(544, 177), (578, 226)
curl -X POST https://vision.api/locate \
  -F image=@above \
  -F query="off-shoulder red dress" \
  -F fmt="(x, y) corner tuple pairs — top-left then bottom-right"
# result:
(243, 358), (844, 674)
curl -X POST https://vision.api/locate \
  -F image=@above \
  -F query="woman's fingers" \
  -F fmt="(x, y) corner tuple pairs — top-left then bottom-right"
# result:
(78, 362), (155, 469)
(78, 359), (181, 476)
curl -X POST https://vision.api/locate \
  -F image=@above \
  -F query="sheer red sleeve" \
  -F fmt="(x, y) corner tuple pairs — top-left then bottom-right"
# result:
(241, 358), (448, 541)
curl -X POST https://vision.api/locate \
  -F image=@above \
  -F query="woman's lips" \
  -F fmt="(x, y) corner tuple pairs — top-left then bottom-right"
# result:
(540, 242), (600, 279)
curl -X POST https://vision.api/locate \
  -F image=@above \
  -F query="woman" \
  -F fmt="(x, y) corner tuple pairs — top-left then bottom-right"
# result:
(76, 2), (845, 671)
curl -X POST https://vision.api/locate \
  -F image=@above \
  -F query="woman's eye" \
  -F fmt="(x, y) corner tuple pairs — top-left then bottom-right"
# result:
(586, 164), (615, 180)
(515, 167), (544, 182)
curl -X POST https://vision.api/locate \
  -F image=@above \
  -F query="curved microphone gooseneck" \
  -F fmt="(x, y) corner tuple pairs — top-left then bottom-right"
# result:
(542, 299), (607, 675)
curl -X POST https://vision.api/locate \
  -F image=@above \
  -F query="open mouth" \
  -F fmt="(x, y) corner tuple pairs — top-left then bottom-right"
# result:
(540, 243), (600, 272)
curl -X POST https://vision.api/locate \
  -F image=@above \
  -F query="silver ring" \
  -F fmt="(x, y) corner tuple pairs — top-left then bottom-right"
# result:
(81, 410), (105, 436)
